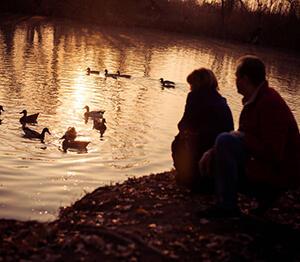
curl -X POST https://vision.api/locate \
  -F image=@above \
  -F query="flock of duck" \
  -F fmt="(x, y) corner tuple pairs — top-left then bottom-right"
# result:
(0, 69), (175, 153)
(87, 68), (176, 88)
(0, 105), (107, 153)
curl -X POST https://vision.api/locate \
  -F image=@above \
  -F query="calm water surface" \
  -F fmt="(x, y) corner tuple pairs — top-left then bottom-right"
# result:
(0, 17), (299, 221)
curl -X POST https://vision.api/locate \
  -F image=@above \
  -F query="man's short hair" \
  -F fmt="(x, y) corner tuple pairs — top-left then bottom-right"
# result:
(236, 55), (266, 86)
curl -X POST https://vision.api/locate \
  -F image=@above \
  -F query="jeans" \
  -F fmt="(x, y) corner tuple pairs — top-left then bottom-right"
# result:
(214, 132), (247, 209)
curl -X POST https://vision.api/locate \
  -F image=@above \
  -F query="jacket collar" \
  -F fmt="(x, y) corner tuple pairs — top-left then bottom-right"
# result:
(243, 80), (268, 106)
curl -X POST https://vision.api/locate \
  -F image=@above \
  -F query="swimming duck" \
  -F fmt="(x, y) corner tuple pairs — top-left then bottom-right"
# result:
(86, 67), (100, 75)
(0, 105), (4, 115)
(160, 78), (175, 87)
(93, 117), (107, 137)
(22, 124), (51, 142)
(104, 69), (118, 79)
(61, 127), (77, 141)
(19, 110), (39, 124)
(161, 84), (175, 89)
(117, 71), (131, 79)
(84, 105), (105, 120)
(60, 135), (90, 152)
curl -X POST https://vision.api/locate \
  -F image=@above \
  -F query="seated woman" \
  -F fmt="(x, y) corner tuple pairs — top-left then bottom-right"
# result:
(172, 68), (234, 191)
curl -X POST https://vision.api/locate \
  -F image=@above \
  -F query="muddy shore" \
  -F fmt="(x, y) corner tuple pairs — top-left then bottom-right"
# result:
(1, 170), (300, 261)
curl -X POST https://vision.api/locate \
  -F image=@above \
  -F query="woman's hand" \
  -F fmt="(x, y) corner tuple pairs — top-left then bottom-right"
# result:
(230, 130), (245, 138)
(199, 148), (215, 176)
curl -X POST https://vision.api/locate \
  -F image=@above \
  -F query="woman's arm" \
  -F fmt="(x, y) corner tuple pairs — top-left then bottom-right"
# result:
(178, 92), (193, 132)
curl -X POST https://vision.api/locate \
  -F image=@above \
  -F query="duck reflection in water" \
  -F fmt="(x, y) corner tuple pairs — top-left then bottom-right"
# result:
(117, 71), (131, 79)
(22, 123), (51, 143)
(0, 105), (4, 124)
(93, 117), (107, 138)
(19, 109), (39, 124)
(60, 127), (90, 153)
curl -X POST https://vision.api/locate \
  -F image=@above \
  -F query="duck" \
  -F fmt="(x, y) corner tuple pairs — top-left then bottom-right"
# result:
(0, 105), (4, 115)
(19, 110), (39, 124)
(93, 117), (107, 137)
(161, 84), (175, 89)
(160, 78), (175, 87)
(60, 135), (90, 152)
(61, 127), (77, 141)
(22, 124), (51, 142)
(104, 69), (118, 79)
(83, 105), (105, 120)
(117, 71), (131, 79)
(86, 67), (100, 75)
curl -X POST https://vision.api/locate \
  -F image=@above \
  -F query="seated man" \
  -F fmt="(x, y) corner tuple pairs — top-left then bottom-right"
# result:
(200, 55), (300, 217)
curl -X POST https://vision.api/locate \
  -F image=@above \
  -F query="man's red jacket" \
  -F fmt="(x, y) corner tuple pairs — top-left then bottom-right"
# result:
(239, 81), (300, 188)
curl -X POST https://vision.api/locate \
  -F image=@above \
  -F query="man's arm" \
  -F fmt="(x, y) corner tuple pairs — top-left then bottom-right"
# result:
(243, 99), (288, 162)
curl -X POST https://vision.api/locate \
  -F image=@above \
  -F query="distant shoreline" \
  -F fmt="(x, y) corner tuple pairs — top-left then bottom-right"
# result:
(0, 0), (299, 52)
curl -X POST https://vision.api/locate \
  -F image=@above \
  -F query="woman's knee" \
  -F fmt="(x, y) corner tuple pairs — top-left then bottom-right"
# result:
(215, 132), (243, 156)
(215, 132), (241, 152)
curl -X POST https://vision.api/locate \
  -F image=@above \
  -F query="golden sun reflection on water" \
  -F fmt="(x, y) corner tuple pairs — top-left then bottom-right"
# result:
(73, 73), (89, 109)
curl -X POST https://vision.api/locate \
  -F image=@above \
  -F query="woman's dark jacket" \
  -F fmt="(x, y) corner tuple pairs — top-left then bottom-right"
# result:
(177, 88), (234, 158)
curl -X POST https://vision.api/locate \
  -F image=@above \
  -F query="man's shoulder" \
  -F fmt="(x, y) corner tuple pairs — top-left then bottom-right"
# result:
(256, 86), (293, 118)
(259, 86), (285, 106)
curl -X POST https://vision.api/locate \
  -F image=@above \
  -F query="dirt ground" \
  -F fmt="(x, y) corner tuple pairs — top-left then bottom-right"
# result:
(1, 171), (300, 261)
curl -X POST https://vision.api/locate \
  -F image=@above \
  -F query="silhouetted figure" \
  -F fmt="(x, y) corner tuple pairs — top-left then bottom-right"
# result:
(19, 110), (39, 124)
(149, 0), (162, 12)
(93, 117), (107, 137)
(83, 106), (105, 123)
(22, 123), (51, 143)
(86, 67), (100, 75)
(160, 78), (175, 88)
(60, 127), (90, 152)
(61, 137), (90, 153)
(172, 68), (234, 191)
(61, 127), (77, 141)
(104, 69), (117, 79)
(0, 105), (4, 115)
(249, 27), (262, 45)
(199, 56), (300, 217)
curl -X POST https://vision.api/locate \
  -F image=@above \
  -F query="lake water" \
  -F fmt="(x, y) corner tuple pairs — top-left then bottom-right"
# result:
(0, 16), (299, 221)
